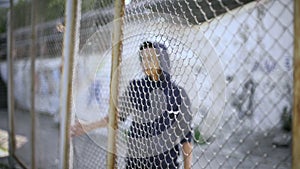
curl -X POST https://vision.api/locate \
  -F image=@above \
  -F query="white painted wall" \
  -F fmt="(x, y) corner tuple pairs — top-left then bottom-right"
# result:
(0, 0), (293, 137)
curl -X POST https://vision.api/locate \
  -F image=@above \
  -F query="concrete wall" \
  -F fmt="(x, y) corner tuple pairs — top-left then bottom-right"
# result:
(0, 0), (293, 137)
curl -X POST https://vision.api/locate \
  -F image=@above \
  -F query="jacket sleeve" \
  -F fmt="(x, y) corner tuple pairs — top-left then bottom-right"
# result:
(177, 86), (193, 144)
(118, 80), (136, 122)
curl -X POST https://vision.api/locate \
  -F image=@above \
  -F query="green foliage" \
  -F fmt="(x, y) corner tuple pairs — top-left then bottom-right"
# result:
(12, 0), (31, 29)
(9, 0), (113, 29)
(0, 8), (8, 33)
(46, 0), (65, 21)
(0, 163), (9, 169)
(11, 0), (65, 28)
(0, 0), (113, 33)
(281, 106), (292, 131)
(194, 128), (206, 145)
(82, 0), (113, 12)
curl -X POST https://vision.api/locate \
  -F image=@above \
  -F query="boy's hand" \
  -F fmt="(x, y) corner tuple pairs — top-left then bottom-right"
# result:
(70, 120), (87, 137)
(70, 117), (109, 137)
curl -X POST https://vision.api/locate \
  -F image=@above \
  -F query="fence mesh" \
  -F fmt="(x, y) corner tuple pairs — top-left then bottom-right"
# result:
(73, 0), (293, 168)
(0, 0), (293, 168)
(0, 0), (65, 168)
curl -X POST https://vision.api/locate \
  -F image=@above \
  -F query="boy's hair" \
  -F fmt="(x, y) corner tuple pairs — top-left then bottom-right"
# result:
(139, 41), (167, 51)
(139, 41), (170, 72)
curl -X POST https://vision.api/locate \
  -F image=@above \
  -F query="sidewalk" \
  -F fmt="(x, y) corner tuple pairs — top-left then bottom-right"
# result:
(0, 109), (59, 169)
(0, 108), (292, 169)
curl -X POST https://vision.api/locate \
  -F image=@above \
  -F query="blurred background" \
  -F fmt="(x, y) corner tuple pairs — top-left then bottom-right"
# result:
(0, 0), (296, 168)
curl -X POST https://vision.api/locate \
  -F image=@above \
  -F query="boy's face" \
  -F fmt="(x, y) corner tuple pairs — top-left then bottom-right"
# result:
(140, 47), (162, 77)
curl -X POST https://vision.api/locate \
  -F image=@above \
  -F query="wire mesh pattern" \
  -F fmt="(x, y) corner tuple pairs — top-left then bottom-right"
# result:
(2, 0), (293, 168)
(73, 134), (107, 169)
(3, 1), (66, 168)
(73, 0), (293, 168)
(117, 42), (194, 168)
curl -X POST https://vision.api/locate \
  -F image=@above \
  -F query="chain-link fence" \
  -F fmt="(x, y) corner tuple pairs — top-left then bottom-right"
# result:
(71, 0), (294, 169)
(1, 0), (296, 168)
(0, 0), (65, 168)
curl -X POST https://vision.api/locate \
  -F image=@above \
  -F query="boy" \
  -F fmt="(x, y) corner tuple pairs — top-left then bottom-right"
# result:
(72, 41), (193, 169)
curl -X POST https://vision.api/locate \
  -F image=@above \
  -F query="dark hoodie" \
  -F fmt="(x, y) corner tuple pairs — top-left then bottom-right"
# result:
(119, 41), (193, 169)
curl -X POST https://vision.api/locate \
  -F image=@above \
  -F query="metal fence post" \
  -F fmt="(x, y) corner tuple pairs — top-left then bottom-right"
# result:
(7, 0), (15, 167)
(293, 1), (300, 169)
(107, 0), (125, 168)
(30, 0), (37, 168)
(59, 0), (81, 168)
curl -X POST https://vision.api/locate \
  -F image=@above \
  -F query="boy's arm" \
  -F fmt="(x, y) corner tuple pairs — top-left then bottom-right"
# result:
(178, 86), (193, 169)
(70, 87), (130, 137)
(182, 141), (192, 169)
(71, 116), (108, 137)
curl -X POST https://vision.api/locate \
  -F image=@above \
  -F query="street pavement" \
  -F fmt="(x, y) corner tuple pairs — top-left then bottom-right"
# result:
(0, 109), (292, 169)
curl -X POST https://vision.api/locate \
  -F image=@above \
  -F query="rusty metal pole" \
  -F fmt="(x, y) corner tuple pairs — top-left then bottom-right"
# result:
(293, 0), (300, 169)
(7, 0), (16, 168)
(107, 0), (125, 168)
(30, 0), (37, 168)
(59, 0), (81, 168)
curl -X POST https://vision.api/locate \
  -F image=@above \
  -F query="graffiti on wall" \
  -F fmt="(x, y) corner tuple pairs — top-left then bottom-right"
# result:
(231, 78), (256, 119)
(251, 56), (292, 74)
(230, 55), (292, 120)
(35, 68), (61, 96)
